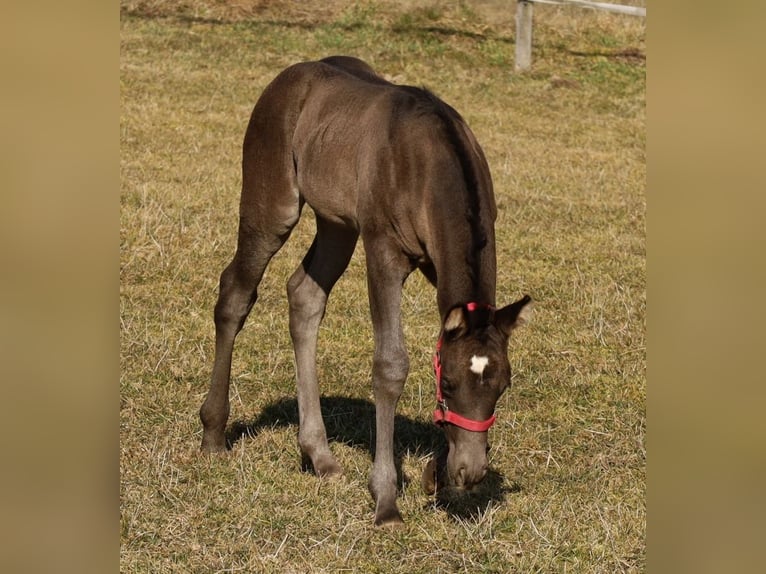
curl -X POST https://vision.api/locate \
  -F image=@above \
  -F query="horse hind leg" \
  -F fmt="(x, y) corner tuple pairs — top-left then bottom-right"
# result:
(200, 88), (306, 452)
(286, 217), (359, 477)
(200, 207), (300, 452)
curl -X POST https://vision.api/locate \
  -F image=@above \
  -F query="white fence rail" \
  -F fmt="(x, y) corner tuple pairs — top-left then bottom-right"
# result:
(515, 0), (646, 71)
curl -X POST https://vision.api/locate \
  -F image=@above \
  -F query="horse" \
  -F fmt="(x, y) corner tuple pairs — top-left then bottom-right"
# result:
(199, 56), (532, 526)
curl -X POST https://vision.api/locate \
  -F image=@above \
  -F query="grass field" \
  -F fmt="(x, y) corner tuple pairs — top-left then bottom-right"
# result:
(120, 1), (645, 571)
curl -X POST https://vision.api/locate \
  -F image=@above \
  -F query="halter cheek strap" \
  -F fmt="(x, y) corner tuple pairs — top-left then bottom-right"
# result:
(432, 302), (497, 432)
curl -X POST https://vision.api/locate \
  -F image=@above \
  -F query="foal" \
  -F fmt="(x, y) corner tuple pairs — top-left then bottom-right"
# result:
(199, 56), (532, 526)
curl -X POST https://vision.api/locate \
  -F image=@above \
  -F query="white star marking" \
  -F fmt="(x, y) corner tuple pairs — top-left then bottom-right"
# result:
(470, 355), (489, 375)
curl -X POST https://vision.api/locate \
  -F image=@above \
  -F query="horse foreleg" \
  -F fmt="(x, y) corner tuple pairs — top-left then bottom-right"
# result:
(364, 237), (414, 526)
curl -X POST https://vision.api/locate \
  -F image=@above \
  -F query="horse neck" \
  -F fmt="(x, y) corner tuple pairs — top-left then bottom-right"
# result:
(429, 202), (497, 318)
(415, 102), (498, 318)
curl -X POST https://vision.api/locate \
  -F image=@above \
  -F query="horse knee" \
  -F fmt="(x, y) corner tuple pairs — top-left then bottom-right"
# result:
(372, 351), (409, 397)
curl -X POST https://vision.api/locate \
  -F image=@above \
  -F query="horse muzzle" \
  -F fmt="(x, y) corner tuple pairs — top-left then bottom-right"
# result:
(446, 440), (489, 490)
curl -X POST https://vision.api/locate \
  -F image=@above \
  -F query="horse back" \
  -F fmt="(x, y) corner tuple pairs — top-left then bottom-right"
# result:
(241, 58), (494, 260)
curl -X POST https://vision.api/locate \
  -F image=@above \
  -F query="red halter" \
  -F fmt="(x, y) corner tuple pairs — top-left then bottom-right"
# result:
(432, 302), (497, 432)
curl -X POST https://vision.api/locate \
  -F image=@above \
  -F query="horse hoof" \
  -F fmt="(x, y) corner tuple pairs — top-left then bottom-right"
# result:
(374, 508), (404, 527)
(312, 454), (343, 478)
(422, 457), (437, 495)
(317, 464), (343, 479)
(200, 435), (228, 453)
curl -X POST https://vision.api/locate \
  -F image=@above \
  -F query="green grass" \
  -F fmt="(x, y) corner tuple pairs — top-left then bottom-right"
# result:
(121, 1), (645, 571)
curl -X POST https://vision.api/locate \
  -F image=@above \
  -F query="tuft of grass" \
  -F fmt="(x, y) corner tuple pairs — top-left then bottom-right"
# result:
(121, 1), (645, 572)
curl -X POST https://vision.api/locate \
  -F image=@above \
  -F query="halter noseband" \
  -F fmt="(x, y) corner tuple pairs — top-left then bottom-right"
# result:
(432, 302), (497, 432)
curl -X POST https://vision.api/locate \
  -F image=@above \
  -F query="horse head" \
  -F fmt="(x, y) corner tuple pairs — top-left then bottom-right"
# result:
(425, 295), (532, 491)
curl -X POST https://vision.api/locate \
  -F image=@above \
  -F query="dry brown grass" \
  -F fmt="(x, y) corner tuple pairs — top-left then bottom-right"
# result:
(121, 1), (645, 571)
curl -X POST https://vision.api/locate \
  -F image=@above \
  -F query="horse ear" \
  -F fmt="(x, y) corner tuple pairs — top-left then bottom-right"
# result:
(494, 295), (533, 336)
(443, 306), (468, 339)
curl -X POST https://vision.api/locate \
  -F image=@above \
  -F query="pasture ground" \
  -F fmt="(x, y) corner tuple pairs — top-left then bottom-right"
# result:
(120, 1), (645, 571)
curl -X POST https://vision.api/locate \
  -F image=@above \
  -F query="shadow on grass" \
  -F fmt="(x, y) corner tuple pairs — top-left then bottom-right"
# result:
(225, 395), (518, 521)
(432, 469), (522, 521)
(567, 47), (645, 63)
(226, 395), (442, 456)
